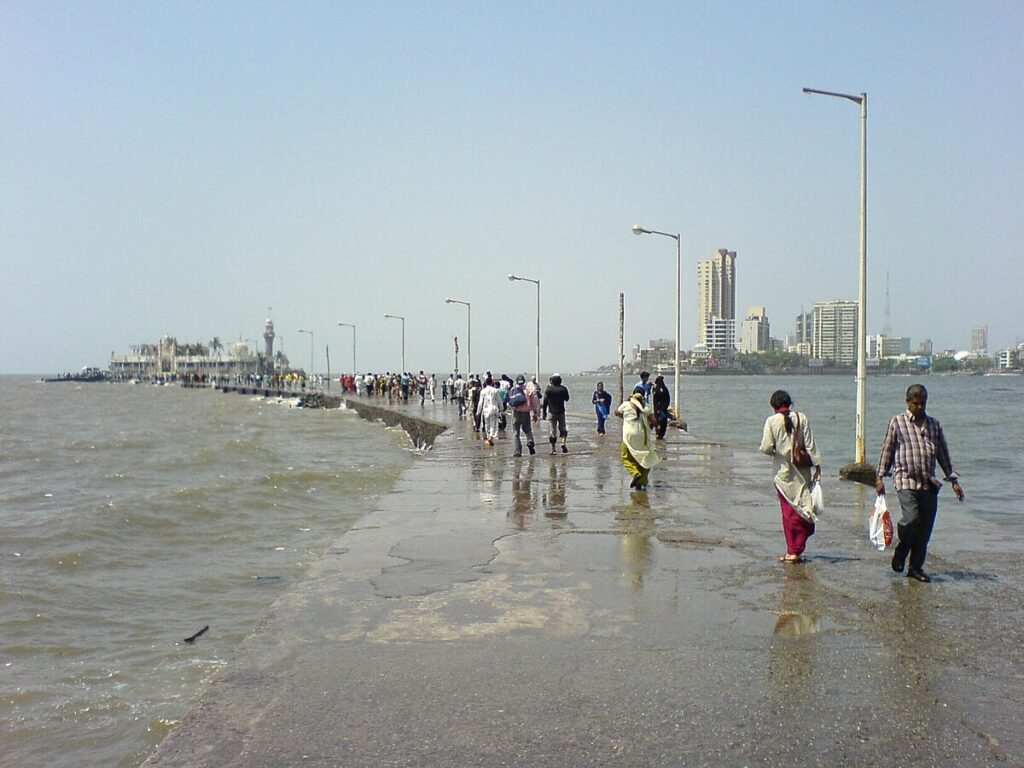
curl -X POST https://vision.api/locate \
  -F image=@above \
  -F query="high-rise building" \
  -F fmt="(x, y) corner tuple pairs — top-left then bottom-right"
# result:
(868, 335), (911, 359)
(970, 325), (988, 355)
(704, 318), (736, 354)
(697, 248), (736, 347)
(739, 307), (770, 353)
(812, 300), (858, 366)
(794, 313), (811, 346)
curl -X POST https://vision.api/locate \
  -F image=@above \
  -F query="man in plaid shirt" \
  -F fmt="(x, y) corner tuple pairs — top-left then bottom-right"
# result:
(875, 383), (965, 582)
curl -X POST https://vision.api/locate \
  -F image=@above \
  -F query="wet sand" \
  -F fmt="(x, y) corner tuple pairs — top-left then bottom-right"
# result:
(144, 398), (1024, 767)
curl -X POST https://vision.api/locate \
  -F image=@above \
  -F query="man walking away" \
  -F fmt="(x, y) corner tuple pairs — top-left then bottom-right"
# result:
(467, 374), (482, 432)
(876, 383), (965, 583)
(509, 374), (538, 457)
(541, 374), (571, 454)
(453, 374), (467, 418)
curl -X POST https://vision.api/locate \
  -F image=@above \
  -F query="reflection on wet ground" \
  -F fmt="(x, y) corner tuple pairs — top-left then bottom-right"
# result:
(772, 569), (822, 638)
(541, 460), (568, 517)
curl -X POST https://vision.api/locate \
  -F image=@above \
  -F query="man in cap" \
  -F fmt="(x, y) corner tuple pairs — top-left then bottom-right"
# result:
(541, 374), (571, 454)
(508, 374), (538, 457)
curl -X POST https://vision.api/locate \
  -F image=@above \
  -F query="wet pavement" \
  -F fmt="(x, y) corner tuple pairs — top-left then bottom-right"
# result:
(145, 398), (1024, 767)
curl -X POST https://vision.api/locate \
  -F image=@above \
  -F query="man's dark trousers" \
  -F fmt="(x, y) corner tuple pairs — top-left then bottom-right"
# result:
(894, 487), (939, 572)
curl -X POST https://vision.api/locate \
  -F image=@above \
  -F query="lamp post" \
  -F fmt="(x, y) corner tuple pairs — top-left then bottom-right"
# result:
(297, 329), (315, 378)
(631, 224), (681, 422)
(337, 322), (356, 375)
(444, 298), (471, 375)
(803, 86), (871, 476)
(507, 274), (540, 382)
(384, 314), (405, 372)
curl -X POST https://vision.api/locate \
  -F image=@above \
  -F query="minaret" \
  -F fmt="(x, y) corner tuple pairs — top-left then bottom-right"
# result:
(264, 314), (275, 360)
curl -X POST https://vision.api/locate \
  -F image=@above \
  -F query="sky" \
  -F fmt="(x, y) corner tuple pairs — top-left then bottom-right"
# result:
(2, 1), (1022, 375)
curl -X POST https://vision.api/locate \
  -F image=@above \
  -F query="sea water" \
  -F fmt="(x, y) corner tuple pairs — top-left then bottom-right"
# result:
(566, 371), (1024, 546)
(0, 378), (414, 768)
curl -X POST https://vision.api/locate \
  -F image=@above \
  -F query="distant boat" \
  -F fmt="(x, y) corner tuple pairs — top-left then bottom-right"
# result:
(43, 367), (108, 383)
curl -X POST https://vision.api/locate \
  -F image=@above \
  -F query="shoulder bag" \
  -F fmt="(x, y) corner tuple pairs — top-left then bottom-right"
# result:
(791, 414), (813, 468)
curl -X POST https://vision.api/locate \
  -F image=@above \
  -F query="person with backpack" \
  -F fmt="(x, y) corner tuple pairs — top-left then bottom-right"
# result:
(541, 374), (571, 454)
(508, 374), (538, 457)
(759, 389), (823, 564)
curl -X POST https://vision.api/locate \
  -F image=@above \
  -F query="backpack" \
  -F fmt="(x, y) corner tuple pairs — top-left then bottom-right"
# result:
(508, 386), (527, 408)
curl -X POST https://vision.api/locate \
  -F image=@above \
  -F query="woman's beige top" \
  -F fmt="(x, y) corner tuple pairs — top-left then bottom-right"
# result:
(759, 411), (822, 521)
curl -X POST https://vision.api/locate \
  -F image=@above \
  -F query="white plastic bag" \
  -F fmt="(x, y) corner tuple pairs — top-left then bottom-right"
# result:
(868, 494), (893, 551)
(810, 481), (825, 517)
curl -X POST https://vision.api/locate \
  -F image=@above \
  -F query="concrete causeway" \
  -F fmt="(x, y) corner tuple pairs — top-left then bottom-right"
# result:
(145, 393), (1024, 767)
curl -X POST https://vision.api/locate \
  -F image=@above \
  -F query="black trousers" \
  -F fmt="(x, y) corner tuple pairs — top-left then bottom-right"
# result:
(894, 487), (939, 572)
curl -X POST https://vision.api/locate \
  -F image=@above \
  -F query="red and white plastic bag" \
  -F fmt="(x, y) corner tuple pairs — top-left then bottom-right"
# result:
(868, 495), (894, 551)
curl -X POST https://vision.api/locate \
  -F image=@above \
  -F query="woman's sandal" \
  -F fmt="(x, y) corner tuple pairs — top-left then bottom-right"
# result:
(778, 555), (804, 564)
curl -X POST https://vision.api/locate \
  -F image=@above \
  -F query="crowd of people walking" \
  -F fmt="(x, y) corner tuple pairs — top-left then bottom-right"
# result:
(333, 369), (965, 581)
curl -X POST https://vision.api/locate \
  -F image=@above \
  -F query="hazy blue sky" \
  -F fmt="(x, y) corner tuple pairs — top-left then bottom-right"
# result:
(2, 1), (1021, 375)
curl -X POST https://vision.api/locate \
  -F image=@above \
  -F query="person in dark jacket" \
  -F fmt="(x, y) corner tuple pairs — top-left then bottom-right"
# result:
(541, 374), (570, 454)
(652, 375), (671, 440)
(592, 381), (613, 435)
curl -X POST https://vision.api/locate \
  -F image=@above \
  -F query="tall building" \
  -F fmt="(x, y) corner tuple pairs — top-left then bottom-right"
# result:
(704, 318), (736, 354)
(868, 335), (911, 359)
(739, 307), (770, 353)
(812, 300), (858, 366)
(970, 325), (988, 355)
(697, 248), (736, 347)
(795, 311), (813, 344)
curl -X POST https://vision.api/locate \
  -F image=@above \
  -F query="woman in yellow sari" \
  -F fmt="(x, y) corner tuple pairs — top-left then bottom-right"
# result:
(615, 392), (661, 490)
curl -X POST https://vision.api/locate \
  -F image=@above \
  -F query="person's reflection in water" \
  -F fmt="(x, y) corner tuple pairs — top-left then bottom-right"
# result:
(508, 461), (536, 530)
(542, 460), (568, 517)
(617, 493), (655, 589)
(480, 448), (506, 502)
(772, 567), (822, 639)
(884, 578), (943, 745)
(593, 443), (613, 492)
(767, 567), (822, 700)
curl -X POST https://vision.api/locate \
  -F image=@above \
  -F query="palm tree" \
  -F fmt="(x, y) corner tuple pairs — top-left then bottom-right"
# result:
(209, 337), (223, 359)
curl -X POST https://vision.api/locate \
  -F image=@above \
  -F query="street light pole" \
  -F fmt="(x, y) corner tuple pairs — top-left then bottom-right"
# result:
(297, 329), (315, 378)
(337, 322), (356, 375)
(507, 274), (540, 382)
(444, 299), (471, 374)
(803, 87), (870, 476)
(632, 224), (681, 423)
(384, 314), (405, 372)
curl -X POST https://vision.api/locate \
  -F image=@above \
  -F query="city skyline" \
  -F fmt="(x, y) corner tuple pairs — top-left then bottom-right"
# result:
(2, 3), (1022, 374)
